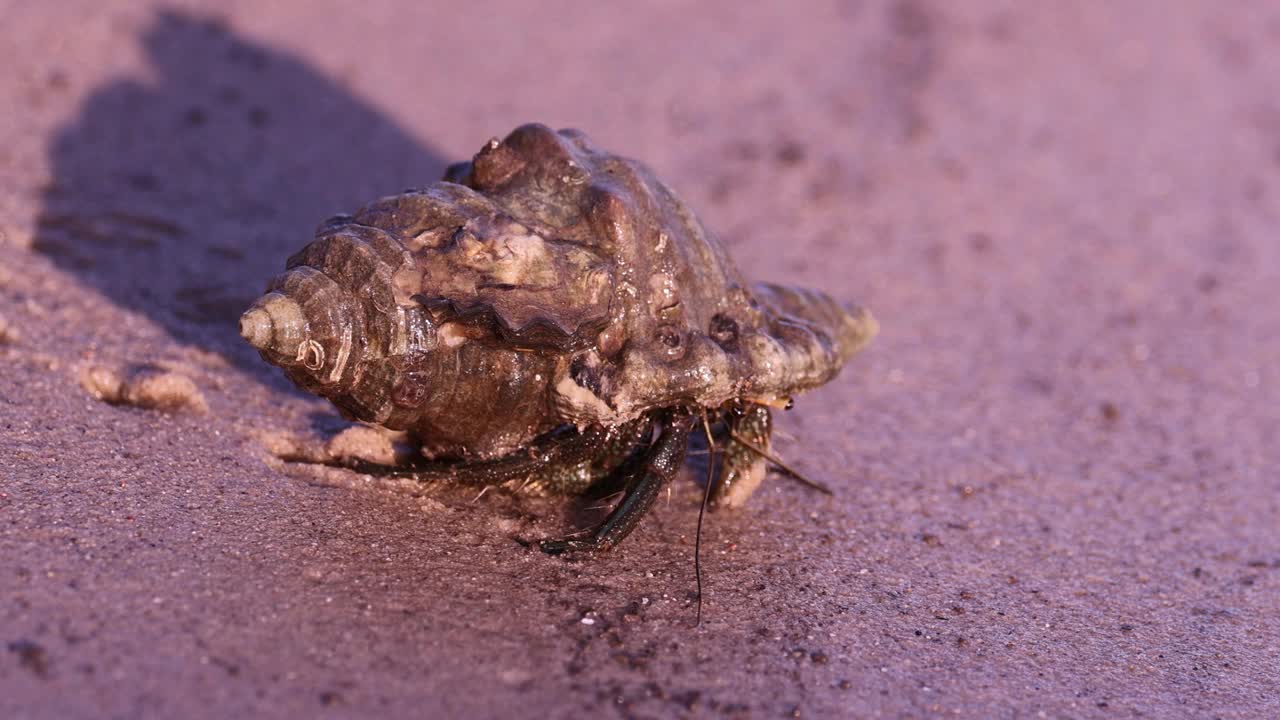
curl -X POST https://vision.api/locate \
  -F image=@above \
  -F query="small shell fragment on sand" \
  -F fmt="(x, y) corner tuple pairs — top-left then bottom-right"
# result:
(254, 426), (414, 467)
(0, 315), (17, 345)
(324, 425), (410, 467)
(79, 364), (208, 414)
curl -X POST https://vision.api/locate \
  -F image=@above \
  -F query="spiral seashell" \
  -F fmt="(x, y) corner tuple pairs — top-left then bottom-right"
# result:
(243, 124), (876, 461)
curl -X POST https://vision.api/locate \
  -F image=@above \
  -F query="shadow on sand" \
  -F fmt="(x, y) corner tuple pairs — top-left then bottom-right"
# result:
(33, 9), (446, 383)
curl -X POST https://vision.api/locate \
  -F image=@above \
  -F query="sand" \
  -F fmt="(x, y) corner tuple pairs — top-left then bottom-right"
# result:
(2, 1), (1277, 717)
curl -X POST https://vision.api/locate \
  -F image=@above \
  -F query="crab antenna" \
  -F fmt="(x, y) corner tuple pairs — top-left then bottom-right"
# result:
(727, 430), (834, 496)
(695, 410), (717, 627)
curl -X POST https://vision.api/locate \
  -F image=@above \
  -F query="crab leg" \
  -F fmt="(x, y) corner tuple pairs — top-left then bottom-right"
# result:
(540, 408), (693, 554)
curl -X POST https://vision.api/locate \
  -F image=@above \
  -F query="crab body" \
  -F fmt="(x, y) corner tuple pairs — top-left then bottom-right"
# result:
(241, 124), (876, 550)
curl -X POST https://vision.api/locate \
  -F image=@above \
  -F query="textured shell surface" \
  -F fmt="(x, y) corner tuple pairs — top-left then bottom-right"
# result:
(241, 124), (877, 460)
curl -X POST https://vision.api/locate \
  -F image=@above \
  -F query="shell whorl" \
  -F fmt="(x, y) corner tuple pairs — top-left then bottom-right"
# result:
(240, 221), (418, 402)
(240, 215), (562, 459)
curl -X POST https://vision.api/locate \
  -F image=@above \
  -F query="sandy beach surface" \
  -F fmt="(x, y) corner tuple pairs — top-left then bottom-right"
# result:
(2, 1), (1278, 717)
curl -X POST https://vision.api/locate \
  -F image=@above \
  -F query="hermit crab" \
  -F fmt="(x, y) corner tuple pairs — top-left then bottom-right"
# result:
(241, 123), (876, 553)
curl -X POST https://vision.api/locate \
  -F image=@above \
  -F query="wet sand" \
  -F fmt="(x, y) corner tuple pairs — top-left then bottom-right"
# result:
(2, 2), (1278, 717)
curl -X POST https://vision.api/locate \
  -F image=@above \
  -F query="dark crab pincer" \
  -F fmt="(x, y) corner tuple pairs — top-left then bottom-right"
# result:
(240, 124), (877, 553)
